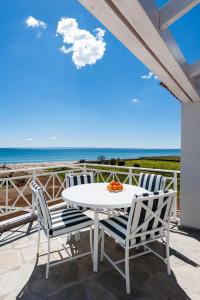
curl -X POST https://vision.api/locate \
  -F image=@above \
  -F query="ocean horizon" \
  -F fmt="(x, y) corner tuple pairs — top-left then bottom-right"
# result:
(0, 147), (181, 164)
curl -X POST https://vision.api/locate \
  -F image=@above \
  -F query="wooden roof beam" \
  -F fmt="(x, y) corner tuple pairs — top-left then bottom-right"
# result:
(159, 0), (200, 31)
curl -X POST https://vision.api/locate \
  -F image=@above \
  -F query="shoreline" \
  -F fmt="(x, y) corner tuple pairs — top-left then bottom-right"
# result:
(0, 160), (78, 171)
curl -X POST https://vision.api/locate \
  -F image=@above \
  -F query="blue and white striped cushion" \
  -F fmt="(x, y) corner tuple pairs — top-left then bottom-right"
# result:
(100, 215), (128, 245)
(30, 181), (52, 230)
(67, 173), (94, 187)
(50, 207), (93, 237)
(100, 190), (171, 246)
(138, 173), (166, 192)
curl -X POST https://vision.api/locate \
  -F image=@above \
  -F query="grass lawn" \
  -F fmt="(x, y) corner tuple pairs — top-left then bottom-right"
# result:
(125, 158), (180, 171)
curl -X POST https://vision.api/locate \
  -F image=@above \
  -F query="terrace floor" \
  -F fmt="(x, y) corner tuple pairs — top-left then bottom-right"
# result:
(0, 212), (200, 300)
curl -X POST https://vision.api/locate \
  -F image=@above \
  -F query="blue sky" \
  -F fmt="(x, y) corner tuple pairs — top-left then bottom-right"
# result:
(0, 0), (199, 148)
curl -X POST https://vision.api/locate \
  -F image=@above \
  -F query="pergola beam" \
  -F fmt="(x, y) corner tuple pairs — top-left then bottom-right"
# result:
(79, 0), (192, 102)
(79, 0), (200, 102)
(114, 0), (199, 99)
(159, 0), (200, 31)
(189, 60), (200, 79)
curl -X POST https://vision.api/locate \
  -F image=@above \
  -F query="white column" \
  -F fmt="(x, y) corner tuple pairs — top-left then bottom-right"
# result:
(181, 102), (200, 229)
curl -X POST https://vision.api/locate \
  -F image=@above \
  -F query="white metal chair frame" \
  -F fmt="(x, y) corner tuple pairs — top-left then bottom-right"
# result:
(100, 190), (176, 294)
(30, 181), (93, 280)
(118, 173), (167, 215)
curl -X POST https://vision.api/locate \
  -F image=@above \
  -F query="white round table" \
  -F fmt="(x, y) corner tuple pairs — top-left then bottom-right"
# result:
(62, 183), (148, 272)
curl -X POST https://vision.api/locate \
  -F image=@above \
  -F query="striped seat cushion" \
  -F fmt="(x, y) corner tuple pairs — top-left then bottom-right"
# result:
(138, 173), (166, 192)
(100, 215), (129, 245)
(50, 207), (93, 237)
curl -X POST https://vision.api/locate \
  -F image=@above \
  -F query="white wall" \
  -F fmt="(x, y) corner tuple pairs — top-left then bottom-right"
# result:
(181, 103), (200, 229)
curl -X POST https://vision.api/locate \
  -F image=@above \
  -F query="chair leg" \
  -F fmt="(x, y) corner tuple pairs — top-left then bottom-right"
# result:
(46, 235), (50, 280)
(100, 229), (104, 262)
(37, 223), (41, 255)
(75, 230), (80, 242)
(90, 226), (93, 261)
(125, 247), (130, 294)
(77, 230), (80, 241)
(166, 228), (171, 275)
(67, 233), (71, 242)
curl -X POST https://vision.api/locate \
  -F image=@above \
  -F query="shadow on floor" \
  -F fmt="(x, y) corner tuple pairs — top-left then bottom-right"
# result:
(0, 221), (37, 246)
(16, 232), (191, 300)
(173, 226), (200, 242)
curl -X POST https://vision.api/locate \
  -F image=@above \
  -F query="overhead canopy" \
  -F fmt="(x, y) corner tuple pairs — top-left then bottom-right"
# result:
(79, 0), (200, 103)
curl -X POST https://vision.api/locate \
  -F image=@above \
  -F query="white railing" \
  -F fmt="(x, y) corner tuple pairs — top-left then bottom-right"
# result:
(0, 163), (180, 222)
(0, 164), (82, 217)
(79, 163), (180, 220)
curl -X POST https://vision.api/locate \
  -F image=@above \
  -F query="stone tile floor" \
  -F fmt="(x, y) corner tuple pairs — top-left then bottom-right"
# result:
(0, 216), (200, 300)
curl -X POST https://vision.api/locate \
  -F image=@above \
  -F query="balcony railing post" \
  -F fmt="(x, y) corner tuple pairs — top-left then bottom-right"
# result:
(83, 163), (87, 173)
(53, 173), (55, 200)
(6, 179), (8, 213)
(128, 168), (132, 185)
(32, 170), (36, 215)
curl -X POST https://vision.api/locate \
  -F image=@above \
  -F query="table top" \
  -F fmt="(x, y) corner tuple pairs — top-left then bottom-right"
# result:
(62, 183), (148, 209)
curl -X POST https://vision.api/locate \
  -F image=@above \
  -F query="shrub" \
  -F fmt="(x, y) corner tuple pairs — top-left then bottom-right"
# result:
(110, 158), (116, 165)
(118, 160), (125, 166)
(133, 163), (140, 167)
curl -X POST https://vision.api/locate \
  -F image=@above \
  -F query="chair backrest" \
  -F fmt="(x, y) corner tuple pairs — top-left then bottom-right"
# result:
(138, 173), (166, 192)
(127, 190), (175, 245)
(30, 181), (52, 232)
(65, 172), (94, 188)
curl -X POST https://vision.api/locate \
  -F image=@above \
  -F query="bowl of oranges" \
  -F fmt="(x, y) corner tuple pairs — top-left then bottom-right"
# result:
(107, 181), (123, 192)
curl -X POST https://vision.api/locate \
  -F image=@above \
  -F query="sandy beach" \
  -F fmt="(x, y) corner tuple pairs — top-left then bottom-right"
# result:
(0, 160), (78, 171)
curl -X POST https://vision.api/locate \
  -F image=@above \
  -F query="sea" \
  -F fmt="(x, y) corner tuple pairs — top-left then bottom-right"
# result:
(0, 148), (181, 164)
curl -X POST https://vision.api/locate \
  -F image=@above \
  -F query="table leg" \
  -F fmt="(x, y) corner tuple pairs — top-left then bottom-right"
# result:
(93, 209), (99, 272)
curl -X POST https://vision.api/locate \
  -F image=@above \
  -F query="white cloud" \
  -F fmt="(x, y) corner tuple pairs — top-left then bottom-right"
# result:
(132, 98), (139, 103)
(57, 17), (106, 69)
(50, 136), (56, 140)
(25, 138), (34, 141)
(141, 71), (158, 80)
(25, 16), (47, 36)
(26, 16), (47, 29)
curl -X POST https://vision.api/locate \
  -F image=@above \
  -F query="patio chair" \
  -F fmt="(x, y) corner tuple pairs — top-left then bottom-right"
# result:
(118, 173), (166, 216)
(99, 190), (176, 294)
(138, 173), (166, 192)
(65, 172), (94, 211)
(30, 181), (93, 280)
